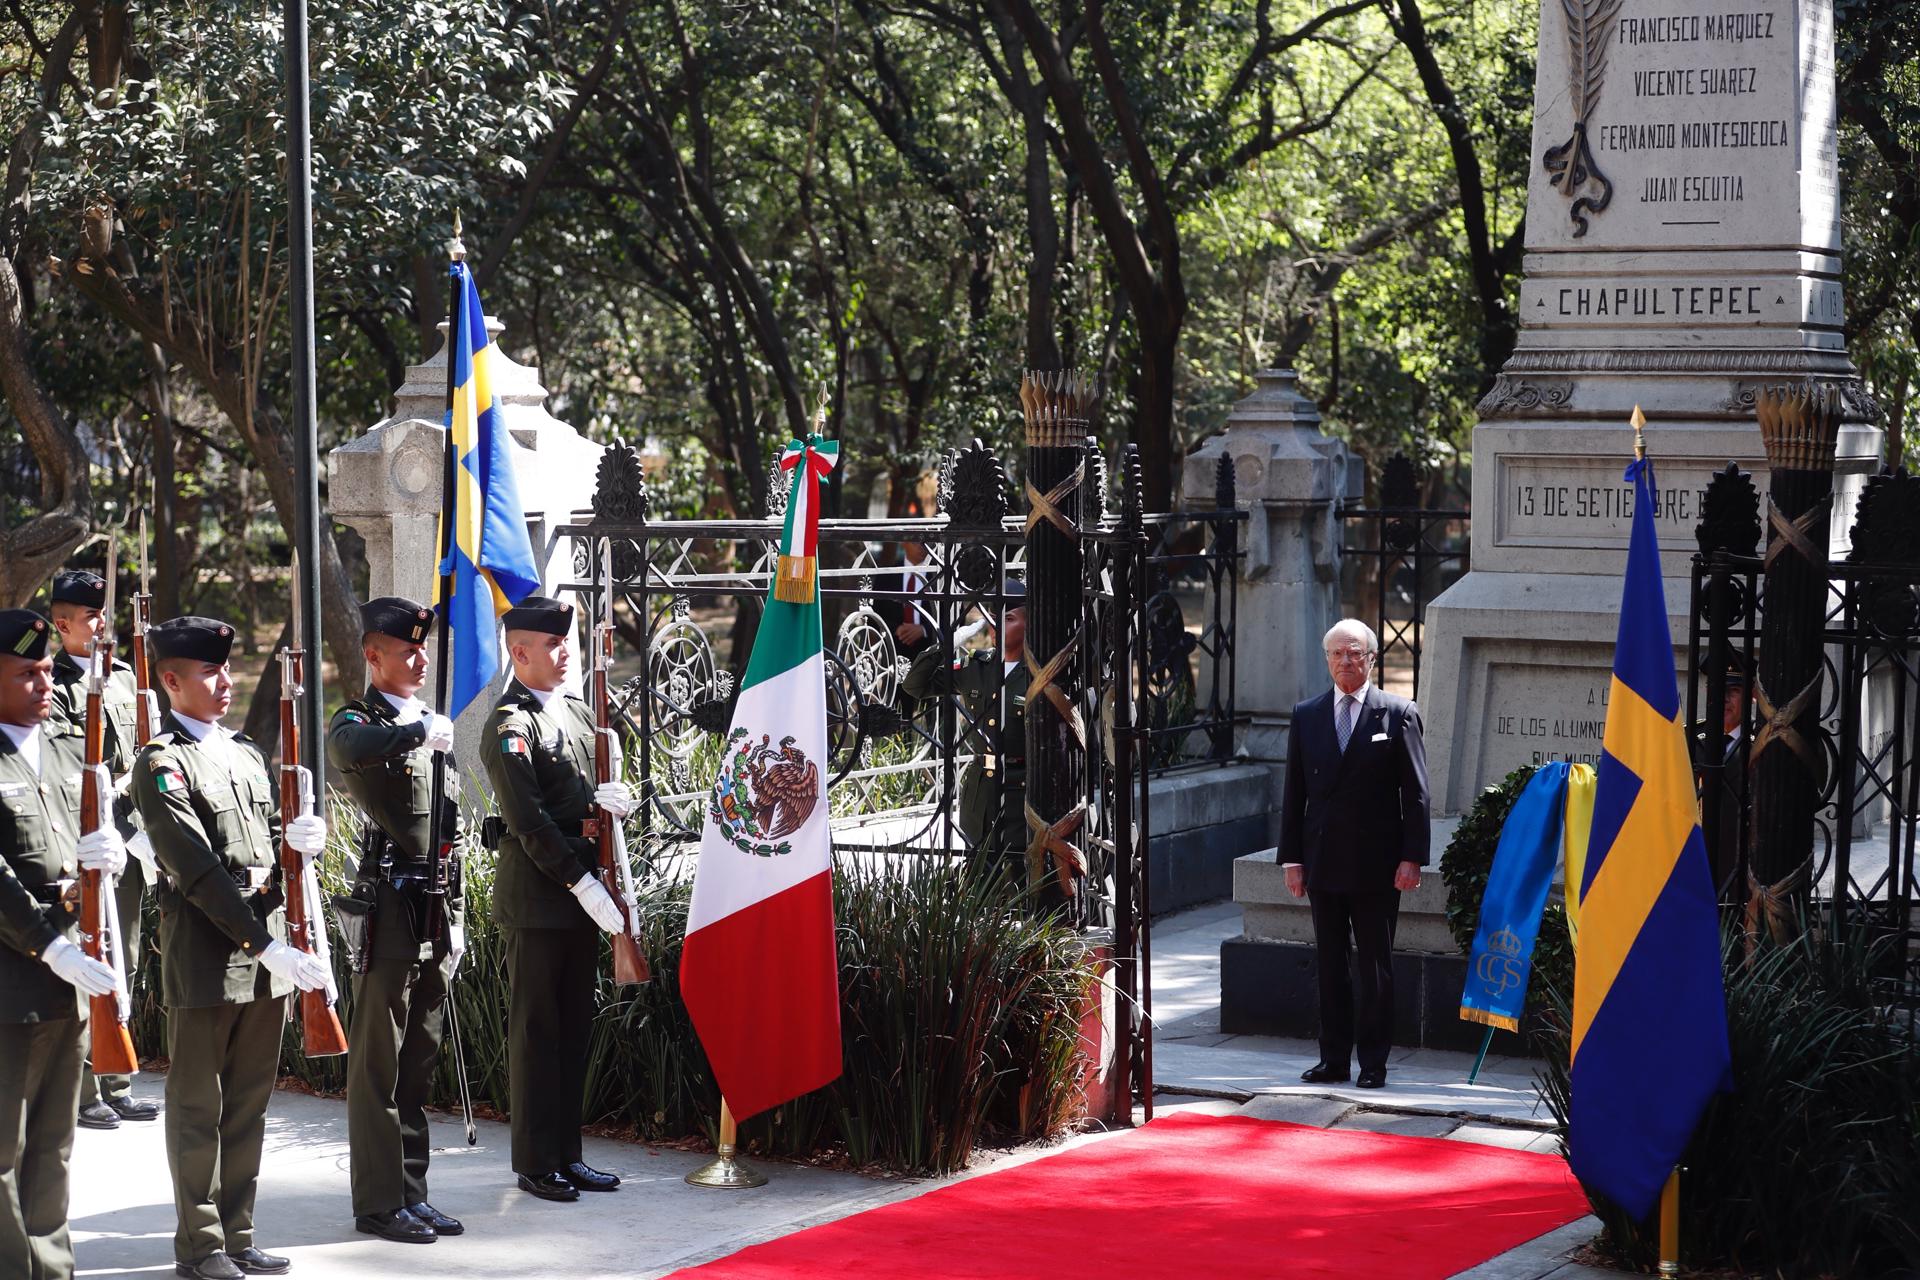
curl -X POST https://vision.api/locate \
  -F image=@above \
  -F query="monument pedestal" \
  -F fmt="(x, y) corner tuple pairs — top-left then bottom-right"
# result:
(1421, 0), (1882, 808)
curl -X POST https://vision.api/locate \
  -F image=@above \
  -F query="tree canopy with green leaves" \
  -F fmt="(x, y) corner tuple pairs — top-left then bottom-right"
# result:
(3, 0), (1915, 712)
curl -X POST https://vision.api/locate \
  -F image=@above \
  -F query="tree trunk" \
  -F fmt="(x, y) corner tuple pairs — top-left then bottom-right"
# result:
(0, 253), (91, 606)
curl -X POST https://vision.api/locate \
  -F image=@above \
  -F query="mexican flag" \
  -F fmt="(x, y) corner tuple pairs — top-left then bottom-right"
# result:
(681, 433), (843, 1121)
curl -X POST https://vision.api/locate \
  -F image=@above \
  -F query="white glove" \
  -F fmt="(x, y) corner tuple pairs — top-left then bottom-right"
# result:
(77, 827), (127, 876)
(285, 814), (328, 866)
(570, 875), (626, 934)
(43, 935), (118, 998)
(594, 781), (635, 819)
(259, 940), (332, 992)
(423, 714), (456, 754)
(127, 831), (159, 879)
(446, 922), (466, 980)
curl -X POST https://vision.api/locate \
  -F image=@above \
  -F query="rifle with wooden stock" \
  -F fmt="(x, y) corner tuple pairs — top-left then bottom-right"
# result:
(130, 514), (160, 748)
(593, 539), (649, 986)
(80, 559), (139, 1077)
(279, 555), (348, 1057)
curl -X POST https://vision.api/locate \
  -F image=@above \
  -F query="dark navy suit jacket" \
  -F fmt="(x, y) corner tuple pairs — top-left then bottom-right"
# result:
(1279, 684), (1431, 894)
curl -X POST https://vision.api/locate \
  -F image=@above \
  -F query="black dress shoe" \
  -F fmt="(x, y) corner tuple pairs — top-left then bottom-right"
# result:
(407, 1202), (463, 1236)
(1356, 1068), (1387, 1089)
(229, 1246), (291, 1274)
(562, 1161), (620, 1191)
(356, 1207), (436, 1244)
(175, 1254), (245, 1280)
(1299, 1062), (1350, 1084)
(110, 1095), (162, 1121)
(517, 1172), (580, 1202)
(78, 1100), (121, 1130)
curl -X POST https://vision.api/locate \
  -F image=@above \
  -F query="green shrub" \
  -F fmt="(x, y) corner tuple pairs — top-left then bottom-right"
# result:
(136, 792), (1100, 1176)
(1535, 922), (1920, 1277)
(1440, 763), (1574, 1010)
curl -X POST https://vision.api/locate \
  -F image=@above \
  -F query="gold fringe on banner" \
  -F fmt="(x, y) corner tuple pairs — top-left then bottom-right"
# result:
(773, 554), (816, 603)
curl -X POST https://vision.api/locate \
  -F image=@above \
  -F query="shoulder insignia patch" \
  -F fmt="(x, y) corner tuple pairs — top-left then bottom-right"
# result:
(500, 733), (530, 756)
(153, 766), (188, 793)
(338, 711), (367, 724)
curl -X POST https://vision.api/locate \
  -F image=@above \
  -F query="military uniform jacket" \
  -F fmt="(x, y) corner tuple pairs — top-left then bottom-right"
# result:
(480, 680), (599, 931)
(130, 712), (291, 1009)
(327, 687), (465, 960)
(49, 650), (143, 839)
(903, 646), (1026, 841)
(0, 726), (85, 1023)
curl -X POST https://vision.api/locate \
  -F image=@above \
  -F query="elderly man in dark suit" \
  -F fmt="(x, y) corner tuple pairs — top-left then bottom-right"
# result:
(1280, 618), (1430, 1090)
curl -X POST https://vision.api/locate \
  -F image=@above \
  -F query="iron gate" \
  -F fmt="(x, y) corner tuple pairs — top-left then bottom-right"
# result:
(1689, 463), (1920, 1008)
(557, 437), (1244, 1120)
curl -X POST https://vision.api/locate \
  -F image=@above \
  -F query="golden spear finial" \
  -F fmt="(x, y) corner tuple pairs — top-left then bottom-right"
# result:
(1631, 404), (1647, 461)
(449, 209), (466, 264)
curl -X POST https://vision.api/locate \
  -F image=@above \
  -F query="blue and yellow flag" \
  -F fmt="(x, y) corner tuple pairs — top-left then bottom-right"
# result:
(1570, 450), (1731, 1219)
(436, 261), (540, 718)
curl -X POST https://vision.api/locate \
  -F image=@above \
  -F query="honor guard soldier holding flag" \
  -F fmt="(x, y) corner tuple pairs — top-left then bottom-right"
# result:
(326, 597), (465, 1244)
(130, 616), (332, 1280)
(1, 608), (127, 1280)
(479, 595), (634, 1203)
(46, 568), (162, 1131)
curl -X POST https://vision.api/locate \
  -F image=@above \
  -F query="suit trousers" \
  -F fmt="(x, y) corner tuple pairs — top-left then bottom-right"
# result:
(0, 1019), (83, 1280)
(1309, 889), (1400, 1074)
(165, 996), (287, 1264)
(503, 926), (595, 1175)
(347, 953), (449, 1216)
(84, 860), (147, 1106)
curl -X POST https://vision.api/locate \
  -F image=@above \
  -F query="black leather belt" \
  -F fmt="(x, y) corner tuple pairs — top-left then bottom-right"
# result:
(27, 881), (76, 907)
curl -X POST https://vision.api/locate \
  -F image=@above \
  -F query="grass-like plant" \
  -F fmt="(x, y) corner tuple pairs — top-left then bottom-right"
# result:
(1535, 920), (1920, 1277)
(135, 791), (1100, 1176)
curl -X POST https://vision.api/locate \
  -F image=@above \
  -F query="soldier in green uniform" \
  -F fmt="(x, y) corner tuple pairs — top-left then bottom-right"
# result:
(478, 596), (632, 1203)
(326, 597), (464, 1244)
(902, 581), (1026, 870)
(129, 617), (332, 1280)
(0, 608), (126, 1280)
(47, 569), (162, 1130)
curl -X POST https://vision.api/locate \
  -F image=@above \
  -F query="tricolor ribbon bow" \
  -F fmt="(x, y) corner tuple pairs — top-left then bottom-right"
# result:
(774, 432), (840, 604)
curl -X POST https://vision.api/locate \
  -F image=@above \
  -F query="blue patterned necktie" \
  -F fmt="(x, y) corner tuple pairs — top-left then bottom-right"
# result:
(1336, 694), (1356, 753)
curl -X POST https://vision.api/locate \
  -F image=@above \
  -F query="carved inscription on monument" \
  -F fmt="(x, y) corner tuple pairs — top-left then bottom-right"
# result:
(1476, 665), (1635, 785)
(1532, 0), (1840, 261)
(1495, 455), (1734, 545)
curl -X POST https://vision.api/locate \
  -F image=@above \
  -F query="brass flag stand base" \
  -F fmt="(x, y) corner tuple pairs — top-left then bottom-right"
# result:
(686, 1101), (767, 1189)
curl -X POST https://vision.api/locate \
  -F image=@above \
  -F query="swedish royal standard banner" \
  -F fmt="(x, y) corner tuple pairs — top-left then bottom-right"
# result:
(1461, 763), (1571, 1032)
(436, 259), (540, 718)
(1460, 762), (1598, 1032)
(1569, 446), (1731, 1219)
(681, 432), (844, 1121)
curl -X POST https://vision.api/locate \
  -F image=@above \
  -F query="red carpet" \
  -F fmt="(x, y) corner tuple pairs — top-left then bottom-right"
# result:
(671, 1112), (1589, 1279)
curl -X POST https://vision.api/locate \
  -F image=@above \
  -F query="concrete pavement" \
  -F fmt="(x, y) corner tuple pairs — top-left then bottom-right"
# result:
(61, 900), (1609, 1279)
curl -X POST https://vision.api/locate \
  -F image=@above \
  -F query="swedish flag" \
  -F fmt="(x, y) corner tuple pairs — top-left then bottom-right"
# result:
(436, 261), (540, 718)
(1570, 450), (1732, 1218)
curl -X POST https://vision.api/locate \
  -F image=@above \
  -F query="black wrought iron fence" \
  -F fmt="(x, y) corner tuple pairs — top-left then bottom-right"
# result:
(552, 436), (1246, 1117)
(1338, 453), (1468, 702)
(1689, 464), (1920, 1009)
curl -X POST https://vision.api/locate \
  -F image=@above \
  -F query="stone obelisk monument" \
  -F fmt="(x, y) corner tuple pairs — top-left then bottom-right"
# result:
(1420, 0), (1881, 814)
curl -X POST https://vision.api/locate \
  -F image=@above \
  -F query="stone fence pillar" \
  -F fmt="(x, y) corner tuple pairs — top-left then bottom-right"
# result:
(1182, 369), (1360, 769)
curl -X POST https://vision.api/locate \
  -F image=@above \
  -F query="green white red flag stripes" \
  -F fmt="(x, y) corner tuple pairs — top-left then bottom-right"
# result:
(680, 433), (844, 1120)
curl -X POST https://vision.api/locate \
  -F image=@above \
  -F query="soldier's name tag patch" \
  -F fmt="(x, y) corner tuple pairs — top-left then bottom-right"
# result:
(152, 765), (188, 792)
(0, 781), (25, 797)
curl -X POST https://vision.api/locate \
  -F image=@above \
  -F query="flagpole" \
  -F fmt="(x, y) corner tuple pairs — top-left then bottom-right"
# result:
(1658, 1167), (1681, 1276)
(685, 1099), (768, 1189)
(424, 217), (461, 943)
